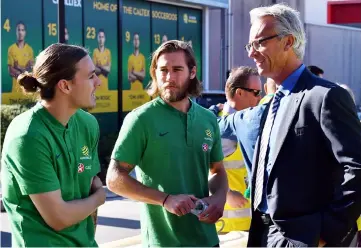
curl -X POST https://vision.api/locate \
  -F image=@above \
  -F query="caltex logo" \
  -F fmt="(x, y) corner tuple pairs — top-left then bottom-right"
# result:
(78, 163), (85, 173)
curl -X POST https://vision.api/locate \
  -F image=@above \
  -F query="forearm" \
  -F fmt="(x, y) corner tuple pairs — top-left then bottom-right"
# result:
(208, 168), (228, 198)
(25, 61), (33, 72)
(31, 188), (105, 232)
(133, 71), (145, 81)
(100, 66), (110, 77)
(14, 65), (25, 73)
(106, 167), (167, 206)
(100, 65), (110, 73)
(60, 189), (104, 228)
(128, 72), (137, 82)
(95, 66), (102, 75)
(9, 67), (21, 77)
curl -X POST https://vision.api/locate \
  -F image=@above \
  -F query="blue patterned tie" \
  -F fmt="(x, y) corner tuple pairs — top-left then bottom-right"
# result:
(253, 90), (285, 210)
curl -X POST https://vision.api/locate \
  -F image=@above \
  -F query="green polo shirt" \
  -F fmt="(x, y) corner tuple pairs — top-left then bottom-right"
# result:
(1, 102), (100, 247)
(112, 97), (224, 247)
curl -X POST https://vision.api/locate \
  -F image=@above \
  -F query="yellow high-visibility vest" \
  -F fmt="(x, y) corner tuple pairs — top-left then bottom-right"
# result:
(216, 110), (251, 233)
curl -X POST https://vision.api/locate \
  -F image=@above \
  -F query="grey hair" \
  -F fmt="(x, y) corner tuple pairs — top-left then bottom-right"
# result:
(250, 3), (306, 59)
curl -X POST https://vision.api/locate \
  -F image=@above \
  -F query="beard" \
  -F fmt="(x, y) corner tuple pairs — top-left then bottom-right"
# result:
(159, 79), (190, 102)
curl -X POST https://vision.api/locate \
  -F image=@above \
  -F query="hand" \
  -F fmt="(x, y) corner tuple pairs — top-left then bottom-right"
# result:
(14, 61), (22, 72)
(198, 194), (226, 224)
(318, 238), (326, 247)
(216, 103), (224, 111)
(90, 176), (106, 205)
(163, 194), (198, 216)
(226, 190), (248, 208)
(26, 60), (32, 69)
(90, 176), (103, 194)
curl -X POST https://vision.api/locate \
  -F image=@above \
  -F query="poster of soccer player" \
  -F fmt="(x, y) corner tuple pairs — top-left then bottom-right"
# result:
(83, 0), (119, 135)
(1, 0), (42, 105)
(121, 0), (151, 112)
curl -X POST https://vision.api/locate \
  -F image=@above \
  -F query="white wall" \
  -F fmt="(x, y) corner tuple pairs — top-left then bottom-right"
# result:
(304, 0), (328, 25)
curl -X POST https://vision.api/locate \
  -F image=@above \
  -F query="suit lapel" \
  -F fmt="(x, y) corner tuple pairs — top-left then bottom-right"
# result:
(268, 69), (312, 171)
(270, 92), (304, 167)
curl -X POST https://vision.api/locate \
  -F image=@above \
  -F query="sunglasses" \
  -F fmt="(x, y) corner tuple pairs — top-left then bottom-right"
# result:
(237, 87), (262, 97)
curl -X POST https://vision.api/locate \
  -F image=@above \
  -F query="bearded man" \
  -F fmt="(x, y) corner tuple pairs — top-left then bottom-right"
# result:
(106, 40), (228, 247)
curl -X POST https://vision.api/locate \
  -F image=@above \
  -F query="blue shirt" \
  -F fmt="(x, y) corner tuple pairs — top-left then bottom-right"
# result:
(258, 64), (306, 213)
(210, 103), (267, 179)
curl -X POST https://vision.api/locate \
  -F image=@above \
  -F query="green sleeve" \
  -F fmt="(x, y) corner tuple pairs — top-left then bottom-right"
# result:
(111, 112), (146, 166)
(6, 135), (60, 195)
(92, 118), (101, 175)
(210, 120), (224, 163)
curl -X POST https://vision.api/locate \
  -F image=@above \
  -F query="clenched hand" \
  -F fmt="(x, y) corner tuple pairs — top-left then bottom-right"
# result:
(163, 194), (198, 216)
(198, 194), (226, 224)
(227, 190), (248, 208)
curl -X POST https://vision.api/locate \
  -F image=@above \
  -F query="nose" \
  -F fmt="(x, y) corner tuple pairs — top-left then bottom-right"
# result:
(95, 75), (101, 87)
(166, 71), (175, 82)
(247, 45), (257, 59)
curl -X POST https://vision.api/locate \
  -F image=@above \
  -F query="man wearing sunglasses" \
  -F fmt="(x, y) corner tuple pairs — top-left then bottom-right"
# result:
(216, 3), (361, 247)
(215, 3), (361, 247)
(209, 66), (262, 233)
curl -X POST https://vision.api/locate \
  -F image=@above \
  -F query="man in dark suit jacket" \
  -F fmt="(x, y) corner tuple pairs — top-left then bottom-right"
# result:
(218, 3), (361, 247)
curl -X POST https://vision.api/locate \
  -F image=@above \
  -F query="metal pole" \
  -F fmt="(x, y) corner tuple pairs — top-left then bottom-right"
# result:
(58, 0), (65, 43)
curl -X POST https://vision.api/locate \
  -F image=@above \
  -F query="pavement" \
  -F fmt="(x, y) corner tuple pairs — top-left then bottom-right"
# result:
(1, 187), (141, 247)
(1, 187), (249, 247)
(99, 231), (249, 248)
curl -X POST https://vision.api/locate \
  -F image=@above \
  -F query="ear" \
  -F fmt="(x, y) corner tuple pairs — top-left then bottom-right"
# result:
(235, 88), (242, 97)
(57, 79), (72, 95)
(264, 83), (268, 94)
(284, 35), (295, 51)
(190, 66), (196, 79)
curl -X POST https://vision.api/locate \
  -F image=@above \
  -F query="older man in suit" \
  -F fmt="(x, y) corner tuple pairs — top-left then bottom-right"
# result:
(218, 3), (361, 247)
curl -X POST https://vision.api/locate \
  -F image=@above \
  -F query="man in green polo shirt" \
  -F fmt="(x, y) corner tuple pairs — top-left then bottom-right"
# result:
(1, 43), (106, 247)
(106, 40), (229, 247)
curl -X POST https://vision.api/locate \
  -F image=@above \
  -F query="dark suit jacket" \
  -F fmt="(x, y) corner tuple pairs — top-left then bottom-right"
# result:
(247, 69), (361, 246)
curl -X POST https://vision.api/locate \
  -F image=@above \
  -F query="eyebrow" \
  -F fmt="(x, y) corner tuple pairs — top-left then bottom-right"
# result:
(159, 66), (184, 70)
(88, 70), (95, 76)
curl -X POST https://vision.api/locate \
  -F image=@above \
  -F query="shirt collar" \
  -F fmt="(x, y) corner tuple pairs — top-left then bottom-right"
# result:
(156, 96), (195, 116)
(223, 102), (236, 115)
(278, 64), (305, 96)
(33, 102), (73, 132)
